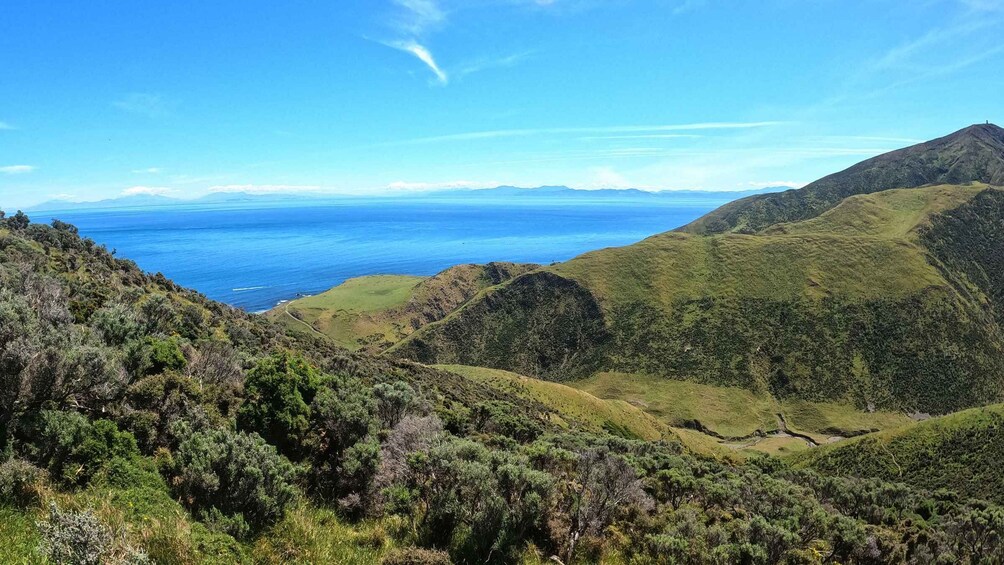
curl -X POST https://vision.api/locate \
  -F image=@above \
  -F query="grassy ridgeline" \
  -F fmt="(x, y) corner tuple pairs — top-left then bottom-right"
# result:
(392, 184), (1004, 414)
(271, 263), (538, 353)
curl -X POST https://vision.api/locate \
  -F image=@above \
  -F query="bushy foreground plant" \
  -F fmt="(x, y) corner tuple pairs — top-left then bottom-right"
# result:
(0, 458), (46, 508)
(37, 503), (149, 565)
(237, 352), (321, 457)
(170, 427), (297, 538)
(23, 411), (142, 488)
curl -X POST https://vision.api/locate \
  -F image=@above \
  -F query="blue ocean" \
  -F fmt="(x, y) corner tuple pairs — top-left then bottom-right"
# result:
(38, 194), (737, 312)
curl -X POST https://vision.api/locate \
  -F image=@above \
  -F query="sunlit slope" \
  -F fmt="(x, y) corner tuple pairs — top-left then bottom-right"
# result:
(791, 403), (1004, 504)
(435, 365), (670, 441)
(680, 123), (1004, 234)
(434, 365), (741, 460)
(571, 372), (912, 440)
(270, 262), (538, 352)
(392, 184), (1004, 413)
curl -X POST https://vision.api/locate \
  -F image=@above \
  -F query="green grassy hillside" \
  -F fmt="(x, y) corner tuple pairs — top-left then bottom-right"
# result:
(271, 262), (538, 352)
(391, 183), (1004, 413)
(792, 403), (1004, 505)
(571, 372), (912, 440)
(681, 123), (1004, 234)
(435, 365), (671, 442)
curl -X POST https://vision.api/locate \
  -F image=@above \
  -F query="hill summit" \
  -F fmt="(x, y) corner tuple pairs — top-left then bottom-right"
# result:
(682, 123), (1004, 234)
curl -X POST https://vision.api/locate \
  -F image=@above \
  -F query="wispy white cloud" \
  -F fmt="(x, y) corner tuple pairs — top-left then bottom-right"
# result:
(114, 93), (172, 118)
(0, 121), (14, 130)
(132, 167), (163, 174)
(0, 165), (35, 174)
(579, 134), (702, 141)
(386, 179), (499, 191)
(456, 51), (534, 78)
(206, 184), (329, 194)
(122, 186), (176, 197)
(391, 121), (785, 145)
(387, 40), (449, 84)
(587, 166), (634, 189)
(391, 0), (445, 36)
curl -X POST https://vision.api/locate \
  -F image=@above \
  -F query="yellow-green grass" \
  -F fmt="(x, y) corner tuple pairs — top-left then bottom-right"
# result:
(436, 365), (747, 462)
(571, 372), (911, 443)
(1, 494), (396, 565)
(571, 372), (780, 439)
(254, 505), (396, 564)
(741, 436), (813, 457)
(548, 185), (994, 313)
(770, 183), (991, 239)
(552, 230), (947, 311)
(435, 365), (670, 441)
(0, 506), (40, 565)
(274, 275), (425, 350)
(780, 399), (913, 439)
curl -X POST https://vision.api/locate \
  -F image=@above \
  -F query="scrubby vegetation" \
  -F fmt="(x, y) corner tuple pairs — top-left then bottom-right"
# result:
(3, 127), (1004, 563)
(793, 403), (1004, 505)
(5, 209), (1004, 563)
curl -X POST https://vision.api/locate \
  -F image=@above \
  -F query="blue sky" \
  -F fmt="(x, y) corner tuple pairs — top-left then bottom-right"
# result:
(1, 0), (1002, 208)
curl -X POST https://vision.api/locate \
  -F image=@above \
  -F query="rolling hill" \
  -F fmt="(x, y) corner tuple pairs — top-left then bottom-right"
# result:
(269, 262), (538, 352)
(792, 402), (1004, 505)
(387, 124), (1004, 415)
(681, 123), (1004, 235)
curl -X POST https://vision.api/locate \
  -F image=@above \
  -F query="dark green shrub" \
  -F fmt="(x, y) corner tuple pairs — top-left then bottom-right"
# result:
(405, 438), (552, 563)
(305, 375), (377, 503)
(471, 400), (543, 442)
(90, 303), (140, 346)
(374, 381), (415, 429)
(90, 455), (165, 491)
(127, 336), (186, 377)
(123, 373), (209, 452)
(25, 411), (142, 487)
(171, 428), (297, 538)
(237, 353), (321, 457)
(148, 337), (187, 374)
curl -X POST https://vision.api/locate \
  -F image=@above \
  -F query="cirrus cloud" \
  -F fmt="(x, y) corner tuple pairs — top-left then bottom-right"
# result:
(0, 165), (35, 174)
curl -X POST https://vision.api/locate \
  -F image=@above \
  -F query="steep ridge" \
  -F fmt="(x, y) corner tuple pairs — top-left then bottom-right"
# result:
(681, 123), (1004, 234)
(390, 154), (1004, 414)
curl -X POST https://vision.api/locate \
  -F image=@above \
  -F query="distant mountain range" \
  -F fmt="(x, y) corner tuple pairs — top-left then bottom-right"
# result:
(26, 185), (790, 213)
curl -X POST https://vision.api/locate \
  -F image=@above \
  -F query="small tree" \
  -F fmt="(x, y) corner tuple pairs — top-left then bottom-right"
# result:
(7, 210), (29, 231)
(561, 449), (649, 563)
(237, 353), (321, 457)
(305, 375), (377, 502)
(374, 381), (416, 429)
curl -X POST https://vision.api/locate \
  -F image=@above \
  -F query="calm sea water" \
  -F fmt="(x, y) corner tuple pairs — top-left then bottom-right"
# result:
(40, 195), (733, 312)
